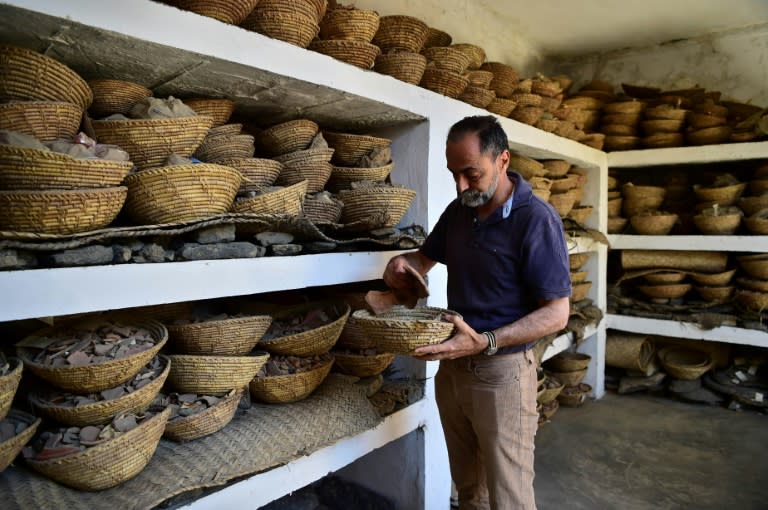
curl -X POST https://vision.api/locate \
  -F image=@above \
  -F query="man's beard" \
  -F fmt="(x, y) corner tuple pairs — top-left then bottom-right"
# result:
(460, 171), (499, 208)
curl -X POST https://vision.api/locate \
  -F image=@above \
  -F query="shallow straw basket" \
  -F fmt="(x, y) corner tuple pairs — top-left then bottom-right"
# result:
(693, 182), (746, 206)
(691, 268), (736, 286)
(0, 101), (82, 142)
(622, 250), (728, 273)
(641, 119), (684, 134)
(91, 115), (214, 170)
(745, 212), (768, 235)
(323, 131), (390, 166)
(548, 192), (576, 217)
(336, 314), (377, 350)
(183, 98), (236, 127)
(254, 0), (319, 22)
(451, 43), (486, 70)
(508, 154), (545, 178)
(546, 352), (592, 372)
(419, 68), (470, 98)
(567, 205), (593, 224)
(0, 145), (132, 190)
(250, 355), (334, 404)
(606, 332), (655, 372)
(372, 15), (429, 53)
(644, 271), (686, 284)
(352, 307), (458, 355)
(481, 62), (519, 98)
(167, 353), (270, 394)
(167, 314), (272, 355)
(309, 40), (380, 69)
(542, 159), (571, 177)
(232, 180), (308, 216)
(258, 303), (350, 356)
(193, 134), (255, 162)
(459, 86), (496, 108)
(630, 212), (678, 235)
(658, 348), (714, 380)
(0, 186), (127, 235)
(537, 378), (564, 405)
(123, 164), (241, 224)
(693, 210), (742, 235)
(604, 136), (640, 151)
(339, 185), (417, 227)
(0, 410), (40, 473)
(547, 368), (587, 386)
(465, 70), (494, 88)
(258, 119), (318, 157)
(0, 358), (22, 421)
(303, 194), (344, 224)
(642, 133), (685, 149)
(569, 253), (590, 271)
(740, 196), (768, 216)
(163, 388), (243, 442)
(167, 0), (260, 24)
(29, 355), (171, 427)
(26, 406), (171, 491)
(736, 289), (768, 311)
(607, 216), (627, 233)
(326, 162), (394, 192)
(638, 283), (692, 299)
(332, 350), (395, 377)
(17, 319), (168, 393)
(696, 285), (734, 302)
(424, 27), (452, 48)
(319, 8), (380, 42)
(0, 45), (93, 110)
(217, 157), (282, 192)
(558, 383), (591, 407)
(422, 47), (472, 74)
(688, 126), (732, 146)
(208, 123), (243, 138)
(241, 10), (320, 48)
(374, 51), (427, 85)
(486, 97), (517, 116)
(274, 147), (334, 192)
(737, 254), (768, 279)
(549, 174), (580, 193)
(87, 79), (152, 118)
(571, 281), (592, 302)
(571, 270), (589, 284)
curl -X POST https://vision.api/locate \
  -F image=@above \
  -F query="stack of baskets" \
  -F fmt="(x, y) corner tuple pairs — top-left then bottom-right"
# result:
(635, 270), (693, 303)
(537, 370), (564, 425)
(606, 174), (627, 233)
(313, 6), (381, 69)
(741, 162), (768, 235)
(240, 0), (326, 48)
(422, 46), (474, 100)
(692, 174), (745, 235)
(622, 182), (669, 236)
(641, 104), (688, 149)
(600, 99), (645, 149)
(0, 357), (36, 473)
(736, 253), (768, 311)
(570, 253), (593, 304)
(162, 0), (261, 26)
(543, 351), (592, 408)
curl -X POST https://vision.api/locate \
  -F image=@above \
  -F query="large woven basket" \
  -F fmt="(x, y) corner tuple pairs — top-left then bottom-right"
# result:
(326, 162), (394, 192)
(451, 43), (485, 70)
(0, 45), (92, 110)
(91, 115), (214, 170)
(275, 147), (334, 192)
(167, 352), (270, 394)
(17, 319), (168, 393)
(339, 184), (416, 228)
(372, 15), (429, 53)
(87, 79), (152, 118)
(168, 314), (272, 355)
(0, 101), (82, 142)
(217, 157), (282, 192)
(241, 10), (319, 48)
(546, 352), (591, 372)
(0, 358), (22, 421)
(480, 62), (519, 98)
(465, 70), (494, 88)
(232, 179), (308, 216)
(167, 0), (260, 24)
(332, 350), (395, 377)
(163, 388), (243, 442)
(0, 145), (132, 190)
(486, 97), (517, 116)
(374, 51), (427, 85)
(26, 406), (171, 491)
(737, 254), (768, 280)
(250, 355), (334, 404)
(309, 40), (380, 69)
(658, 348), (713, 380)
(193, 134), (255, 162)
(303, 193), (344, 224)
(257, 119), (318, 157)
(251, 0), (319, 22)
(571, 281), (592, 301)
(693, 210), (742, 235)
(739, 196), (768, 216)
(419, 68), (469, 99)
(29, 355), (171, 427)
(183, 98), (236, 127)
(509, 154), (544, 179)
(123, 164), (240, 224)
(688, 126), (732, 146)
(638, 283), (692, 299)
(352, 307), (457, 355)
(0, 410), (40, 473)
(319, 8), (380, 43)
(630, 212), (678, 235)
(558, 383), (591, 407)
(458, 86), (496, 109)
(548, 192), (576, 217)
(691, 268), (736, 286)
(258, 303), (350, 356)
(323, 131), (390, 167)
(424, 27), (452, 48)
(422, 47), (472, 74)
(693, 182), (746, 206)
(606, 332), (655, 372)
(335, 314), (377, 350)
(0, 186), (127, 235)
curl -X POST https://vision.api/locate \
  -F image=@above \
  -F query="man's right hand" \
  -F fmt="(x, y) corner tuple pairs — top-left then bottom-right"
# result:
(383, 255), (413, 290)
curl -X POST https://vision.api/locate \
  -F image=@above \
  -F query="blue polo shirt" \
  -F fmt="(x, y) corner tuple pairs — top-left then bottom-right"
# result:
(419, 171), (572, 354)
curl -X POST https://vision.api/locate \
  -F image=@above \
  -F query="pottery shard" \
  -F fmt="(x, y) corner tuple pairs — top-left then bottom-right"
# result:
(66, 350), (91, 366)
(112, 415), (137, 433)
(100, 387), (126, 401)
(79, 425), (102, 443)
(0, 422), (15, 442)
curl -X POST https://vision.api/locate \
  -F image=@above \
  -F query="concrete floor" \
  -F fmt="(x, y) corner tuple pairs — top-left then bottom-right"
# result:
(534, 393), (768, 510)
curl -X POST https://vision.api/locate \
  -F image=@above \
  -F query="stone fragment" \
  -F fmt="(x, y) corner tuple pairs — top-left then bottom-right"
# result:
(256, 231), (294, 246)
(46, 245), (113, 267)
(369, 227), (398, 238)
(164, 249), (176, 261)
(138, 243), (166, 263)
(100, 387), (125, 401)
(396, 238), (419, 249)
(112, 415), (137, 433)
(271, 243), (302, 256)
(193, 224), (236, 244)
(112, 245), (132, 263)
(178, 242), (265, 260)
(79, 425), (101, 443)
(66, 351), (90, 366)
(0, 248), (37, 269)
(303, 241), (337, 253)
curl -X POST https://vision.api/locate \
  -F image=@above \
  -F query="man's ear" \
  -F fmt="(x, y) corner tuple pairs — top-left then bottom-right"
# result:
(498, 149), (510, 172)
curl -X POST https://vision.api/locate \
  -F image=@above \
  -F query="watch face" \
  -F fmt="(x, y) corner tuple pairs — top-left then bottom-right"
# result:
(484, 346), (498, 356)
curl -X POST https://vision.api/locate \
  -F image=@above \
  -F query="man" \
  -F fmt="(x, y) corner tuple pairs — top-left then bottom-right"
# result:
(383, 115), (571, 510)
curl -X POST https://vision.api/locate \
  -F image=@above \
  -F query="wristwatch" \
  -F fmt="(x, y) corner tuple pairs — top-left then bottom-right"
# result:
(482, 331), (498, 356)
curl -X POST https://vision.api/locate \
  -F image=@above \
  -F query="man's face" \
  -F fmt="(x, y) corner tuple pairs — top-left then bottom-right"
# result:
(446, 133), (507, 208)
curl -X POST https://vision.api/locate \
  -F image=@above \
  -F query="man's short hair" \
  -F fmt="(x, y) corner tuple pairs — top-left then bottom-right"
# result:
(446, 115), (508, 159)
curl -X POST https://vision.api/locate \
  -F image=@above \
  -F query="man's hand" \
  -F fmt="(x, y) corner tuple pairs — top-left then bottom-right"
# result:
(412, 314), (488, 360)
(383, 255), (417, 291)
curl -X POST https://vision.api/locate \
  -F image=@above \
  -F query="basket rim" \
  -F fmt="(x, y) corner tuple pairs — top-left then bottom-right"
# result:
(163, 386), (243, 432)
(251, 354), (335, 383)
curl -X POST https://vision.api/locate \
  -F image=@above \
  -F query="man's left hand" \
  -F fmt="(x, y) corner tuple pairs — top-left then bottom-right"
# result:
(412, 314), (487, 360)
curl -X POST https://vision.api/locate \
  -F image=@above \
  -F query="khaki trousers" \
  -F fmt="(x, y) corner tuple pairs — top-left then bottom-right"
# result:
(435, 350), (538, 510)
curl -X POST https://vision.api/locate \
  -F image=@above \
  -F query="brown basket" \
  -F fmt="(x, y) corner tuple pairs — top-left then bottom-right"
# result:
(509, 154), (545, 179)
(339, 184), (416, 228)
(693, 182), (746, 206)
(606, 332), (655, 372)
(570, 270), (589, 284)
(183, 98), (236, 127)
(738, 196), (768, 216)
(123, 164), (241, 224)
(208, 123), (243, 138)
(0, 101), (82, 142)
(29, 355), (170, 427)
(549, 174), (580, 193)
(465, 70), (494, 88)
(258, 119), (319, 157)
(688, 112), (727, 130)
(303, 193), (344, 224)
(352, 307), (457, 355)
(91, 115), (214, 170)
(373, 51), (427, 85)
(736, 276), (768, 292)
(537, 378), (564, 405)
(737, 289), (768, 310)
(695, 285), (734, 302)
(567, 205), (593, 224)
(480, 62), (519, 98)
(419, 68), (470, 99)
(529, 176), (552, 191)
(638, 283), (692, 299)
(258, 303), (350, 356)
(163, 388), (243, 442)
(323, 131), (390, 167)
(510, 106), (544, 125)
(0, 45), (92, 110)
(241, 10), (320, 48)
(87, 79), (152, 118)
(255, 0), (321, 22)
(0, 358), (22, 422)
(641, 119), (684, 134)
(372, 15), (429, 53)
(1, 411), (38, 473)
(738, 254), (768, 280)
(745, 213), (768, 235)
(602, 124), (638, 136)
(602, 113), (641, 126)
(547, 368), (587, 386)
(332, 350), (395, 377)
(309, 39), (380, 69)
(0, 145), (132, 190)
(603, 100), (645, 114)
(326, 162), (394, 192)
(485, 97), (517, 116)
(607, 216), (627, 233)
(275, 147), (334, 192)
(751, 180), (768, 196)
(250, 355), (334, 404)
(168, 314), (272, 355)
(218, 157), (282, 192)
(168, 0), (260, 24)
(422, 47), (472, 74)
(232, 179), (308, 216)
(193, 134), (255, 162)
(693, 210), (742, 235)
(658, 348), (713, 380)
(604, 135), (640, 151)
(569, 253), (590, 271)
(546, 352), (591, 372)
(643, 271), (686, 284)
(459, 86), (496, 108)
(424, 27), (452, 48)
(532, 188), (551, 201)
(690, 269), (736, 286)
(542, 159), (571, 177)
(642, 133), (684, 148)
(558, 383), (591, 407)
(687, 126), (732, 146)
(0, 186), (126, 235)
(562, 96), (603, 111)
(622, 250), (728, 273)
(319, 8), (380, 42)
(571, 281), (592, 302)
(531, 80), (562, 98)
(630, 212), (678, 235)
(26, 406), (170, 490)
(336, 313), (376, 350)
(548, 192), (576, 217)
(17, 319), (168, 393)
(167, 353), (270, 394)
(539, 95), (563, 113)
(450, 43), (485, 70)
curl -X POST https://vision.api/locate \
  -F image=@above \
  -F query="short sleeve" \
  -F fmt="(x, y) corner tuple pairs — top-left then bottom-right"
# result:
(419, 203), (453, 265)
(520, 204), (572, 301)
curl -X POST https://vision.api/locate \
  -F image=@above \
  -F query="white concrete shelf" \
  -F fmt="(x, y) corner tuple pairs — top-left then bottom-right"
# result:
(607, 314), (768, 348)
(608, 234), (768, 252)
(542, 324), (598, 361)
(569, 235), (605, 254)
(607, 140), (768, 168)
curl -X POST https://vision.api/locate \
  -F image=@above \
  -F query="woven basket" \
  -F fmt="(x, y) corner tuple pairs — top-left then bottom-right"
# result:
(167, 0), (260, 24)
(738, 254), (768, 280)
(373, 51), (427, 85)
(241, 10), (320, 48)
(167, 352), (270, 394)
(607, 216), (627, 233)
(690, 269), (736, 286)
(419, 68), (470, 99)
(339, 184), (416, 228)
(641, 119), (684, 134)
(336, 314), (376, 350)
(0, 186), (126, 235)
(193, 134), (255, 162)
(606, 332), (655, 372)
(571, 281), (592, 302)
(539, 95), (563, 113)
(547, 368), (587, 387)
(751, 180), (768, 196)
(602, 124), (637, 136)
(208, 123), (242, 138)
(91, 115), (213, 170)
(258, 119), (318, 157)
(529, 176), (552, 191)
(250, 355), (334, 404)
(609, 195), (624, 215)
(658, 348), (713, 380)
(424, 27), (452, 48)
(0, 410), (40, 473)
(30, 355), (170, 427)
(163, 388), (243, 442)
(123, 164), (240, 224)
(458, 86), (496, 108)
(486, 97), (517, 117)
(17, 319), (167, 393)
(695, 285), (734, 302)
(693, 182), (746, 206)
(372, 15), (429, 53)
(603, 101), (645, 114)
(537, 378), (564, 405)
(352, 307), (457, 355)
(326, 162), (394, 192)
(0, 45), (92, 110)
(26, 406), (170, 490)
(510, 106), (544, 126)
(602, 112), (641, 126)
(0, 101), (82, 142)
(570, 270), (588, 284)
(323, 131), (390, 167)
(745, 213), (768, 235)
(531, 80), (562, 98)
(303, 194), (344, 224)
(687, 126), (732, 146)
(738, 196), (768, 216)
(548, 192), (575, 217)
(258, 303), (350, 356)
(567, 205), (593, 224)
(604, 135), (640, 152)
(465, 70), (493, 88)
(737, 275), (768, 292)
(168, 314), (272, 355)
(422, 47), (472, 74)
(630, 212), (678, 235)
(450, 43), (485, 70)
(737, 289), (768, 310)
(638, 283), (692, 299)
(480, 62), (518, 98)
(255, 0), (320, 23)
(309, 39), (380, 69)
(532, 188), (551, 201)
(693, 210), (742, 235)
(546, 352), (591, 372)
(558, 383), (591, 407)
(508, 154), (545, 179)
(688, 112), (727, 130)
(642, 133), (684, 149)
(332, 350), (395, 377)
(218, 157), (282, 193)
(232, 179), (308, 216)
(275, 147), (334, 192)
(88, 79), (152, 118)
(541, 160), (571, 177)
(643, 271), (686, 284)
(549, 174), (580, 193)
(319, 8), (380, 42)
(183, 98), (236, 127)
(569, 253), (590, 271)
(562, 96), (603, 111)
(0, 358), (22, 422)
(622, 250), (728, 273)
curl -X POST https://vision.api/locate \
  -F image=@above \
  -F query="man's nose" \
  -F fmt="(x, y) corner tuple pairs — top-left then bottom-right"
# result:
(456, 174), (469, 192)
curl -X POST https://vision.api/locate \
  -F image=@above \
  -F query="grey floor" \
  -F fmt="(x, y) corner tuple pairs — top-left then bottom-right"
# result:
(534, 393), (768, 510)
